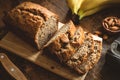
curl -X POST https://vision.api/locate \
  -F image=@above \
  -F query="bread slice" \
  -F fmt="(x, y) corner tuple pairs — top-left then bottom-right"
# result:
(66, 33), (94, 69)
(3, 2), (58, 50)
(71, 40), (102, 74)
(45, 21), (85, 62)
(44, 21), (76, 47)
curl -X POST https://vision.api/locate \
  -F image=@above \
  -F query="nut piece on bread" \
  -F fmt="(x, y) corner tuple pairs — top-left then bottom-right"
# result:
(45, 21), (85, 62)
(3, 2), (58, 50)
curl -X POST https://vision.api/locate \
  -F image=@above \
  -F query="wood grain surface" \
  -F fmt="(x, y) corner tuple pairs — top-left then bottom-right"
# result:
(0, 0), (120, 80)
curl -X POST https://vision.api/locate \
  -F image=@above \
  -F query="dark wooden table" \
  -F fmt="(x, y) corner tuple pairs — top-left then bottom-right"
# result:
(0, 0), (120, 80)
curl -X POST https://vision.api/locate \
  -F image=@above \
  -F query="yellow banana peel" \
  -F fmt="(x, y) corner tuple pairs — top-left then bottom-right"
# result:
(66, 0), (84, 14)
(67, 0), (120, 20)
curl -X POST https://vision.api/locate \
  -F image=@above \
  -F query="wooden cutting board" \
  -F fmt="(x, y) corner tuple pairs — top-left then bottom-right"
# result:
(0, 22), (102, 80)
(0, 22), (88, 80)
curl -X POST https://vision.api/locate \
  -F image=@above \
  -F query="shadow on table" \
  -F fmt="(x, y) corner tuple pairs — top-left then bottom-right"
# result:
(100, 60), (120, 80)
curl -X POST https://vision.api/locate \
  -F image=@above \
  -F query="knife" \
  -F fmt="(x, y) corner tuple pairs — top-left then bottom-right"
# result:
(0, 53), (27, 80)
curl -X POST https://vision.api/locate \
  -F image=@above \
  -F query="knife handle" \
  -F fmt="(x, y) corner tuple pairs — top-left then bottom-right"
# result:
(0, 53), (27, 80)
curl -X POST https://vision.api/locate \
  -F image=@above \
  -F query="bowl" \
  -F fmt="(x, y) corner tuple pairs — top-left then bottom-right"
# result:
(102, 16), (120, 33)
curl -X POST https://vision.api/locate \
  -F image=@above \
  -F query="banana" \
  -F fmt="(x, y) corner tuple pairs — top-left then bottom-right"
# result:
(66, 0), (120, 20)
(78, 0), (120, 19)
(78, 0), (108, 12)
(66, 0), (84, 14)
(78, 4), (111, 19)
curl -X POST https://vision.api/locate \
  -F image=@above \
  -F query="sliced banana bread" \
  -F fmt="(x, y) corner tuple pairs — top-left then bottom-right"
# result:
(3, 2), (58, 50)
(66, 33), (94, 69)
(45, 21), (85, 62)
(70, 40), (102, 74)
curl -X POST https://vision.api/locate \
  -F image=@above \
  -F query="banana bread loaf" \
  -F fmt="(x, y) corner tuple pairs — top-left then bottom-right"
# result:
(4, 2), (58, 50)
(45, 21), (85, 62)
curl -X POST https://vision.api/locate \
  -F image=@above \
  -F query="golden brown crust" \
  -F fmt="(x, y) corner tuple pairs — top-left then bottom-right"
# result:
(16, 2), (58, 20)
(8, 8), (43, 38)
